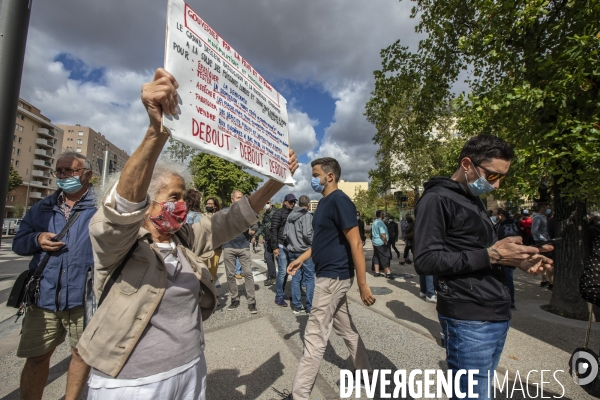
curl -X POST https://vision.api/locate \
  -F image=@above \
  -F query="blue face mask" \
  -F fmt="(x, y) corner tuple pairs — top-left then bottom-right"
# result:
(57, 176), (83, 194)
(311, 177), (325, 193)
(465, 167), (496, 196)
(491, 216), (498, 223)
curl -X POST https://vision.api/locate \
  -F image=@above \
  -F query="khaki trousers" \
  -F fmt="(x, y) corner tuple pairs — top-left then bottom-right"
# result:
(223, 247), (256, 304)
(291, 277), (371, 400)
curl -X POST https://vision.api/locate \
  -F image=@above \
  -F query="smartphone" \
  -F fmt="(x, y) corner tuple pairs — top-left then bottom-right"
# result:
(532, 237), (562, 248)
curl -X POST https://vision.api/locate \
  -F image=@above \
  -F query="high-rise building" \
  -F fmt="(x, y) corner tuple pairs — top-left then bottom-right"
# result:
(58, 125), (129, 178)
(4, 99), (65, 218)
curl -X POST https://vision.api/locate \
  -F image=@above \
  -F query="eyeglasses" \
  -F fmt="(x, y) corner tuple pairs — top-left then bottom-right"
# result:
(471, 160), (507, 182)
(50, 168), (88, 178)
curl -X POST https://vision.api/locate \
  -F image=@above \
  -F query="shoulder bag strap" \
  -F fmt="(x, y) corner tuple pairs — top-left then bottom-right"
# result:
(98, 240), (139, 307)
(31, 211), (82, 280)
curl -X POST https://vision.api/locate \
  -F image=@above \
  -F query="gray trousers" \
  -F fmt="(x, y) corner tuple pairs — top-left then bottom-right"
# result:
(291, 277), (371, 399)
(223, 247), (255, 304)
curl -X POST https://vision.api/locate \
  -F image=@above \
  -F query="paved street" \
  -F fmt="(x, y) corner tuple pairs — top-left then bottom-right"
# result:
(0, 237), (596, 399)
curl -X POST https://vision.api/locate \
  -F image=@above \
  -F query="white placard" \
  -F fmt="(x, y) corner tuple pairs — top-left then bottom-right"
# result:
(163, 0), (293, 184)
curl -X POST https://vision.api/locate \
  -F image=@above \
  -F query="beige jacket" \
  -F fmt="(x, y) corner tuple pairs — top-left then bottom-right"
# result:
(77, 184), (258, 377)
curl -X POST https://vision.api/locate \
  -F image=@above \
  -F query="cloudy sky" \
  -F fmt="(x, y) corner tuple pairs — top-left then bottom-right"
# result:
(20, 0), (421, 200)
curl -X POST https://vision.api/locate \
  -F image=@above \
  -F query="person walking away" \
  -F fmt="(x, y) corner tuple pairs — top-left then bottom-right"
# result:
(256, 200), (277, 286)
(223, 190), (258, 312)
(357, 212), (366, 246)
(387, 215), (401, 258)
(271, 194), (297, 306)
(284, 195), (314, 314)
(12, 152), (96, 400)
(284, 157), (376, 400)
(77, 69), (298, 399)
(401, 215), (414, 265)
(185, 189), (203, 224)
(371, 210), (394, 279)
(532, 202), (553, 289)
(496, 209), (520, 309)
(414, 134), (553, 400)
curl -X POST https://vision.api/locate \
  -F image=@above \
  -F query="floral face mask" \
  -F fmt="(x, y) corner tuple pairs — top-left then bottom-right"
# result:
(149, 201), (188, 235)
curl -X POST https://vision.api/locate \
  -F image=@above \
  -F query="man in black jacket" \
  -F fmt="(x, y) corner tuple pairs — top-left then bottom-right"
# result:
(270, 193), (297, 306)
(414, 135), (553, 399)
(387, 215), (401, 258)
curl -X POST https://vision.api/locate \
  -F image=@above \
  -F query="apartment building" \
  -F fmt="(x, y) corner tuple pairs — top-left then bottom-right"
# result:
(4, 99), (65, 218)
(58, 125), (129, 178)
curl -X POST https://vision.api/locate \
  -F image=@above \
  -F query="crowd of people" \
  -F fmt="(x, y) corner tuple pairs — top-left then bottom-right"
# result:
(10, 68), (594, 400)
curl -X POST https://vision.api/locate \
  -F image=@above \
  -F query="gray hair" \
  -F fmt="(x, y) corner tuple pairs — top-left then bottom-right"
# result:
(230, 190), (242, 200)
(94, 160), (192, 208)
(298, 195), (310, 208)
(58, 151), (93, 170)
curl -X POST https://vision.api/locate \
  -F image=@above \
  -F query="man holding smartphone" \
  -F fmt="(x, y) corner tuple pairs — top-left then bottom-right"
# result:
(414, 135), (554, 400)
(532, 202), (555, 289)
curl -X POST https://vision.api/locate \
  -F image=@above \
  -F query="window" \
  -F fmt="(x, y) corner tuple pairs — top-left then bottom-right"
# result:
(11, 196), (14, 202)
(77, 139), (83, 144)
(78, 131), (84, 136)
(15, 160), (19, 167)
(26, 169), (28, 175)
(18, 137), (22, 143)
(76, 147), (82, 152)
(29, 146), (31, 152)
(32, 125), (34, 131)
(16, 149), (20, 155)
(15, 124), (18, 131)
(19, 125), (23, 131)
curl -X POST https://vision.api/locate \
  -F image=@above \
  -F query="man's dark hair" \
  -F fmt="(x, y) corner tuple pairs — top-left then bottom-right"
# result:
(458, 135), (515, 168)
(406, 214), (414, 223)
(311, 157), (341, 182)
(185, 189), (202, 212)
(498, 208), (510, 219)
(536, 202), (548, 212)
(298, 195), (310, 207)
(376, 210), (384, 218)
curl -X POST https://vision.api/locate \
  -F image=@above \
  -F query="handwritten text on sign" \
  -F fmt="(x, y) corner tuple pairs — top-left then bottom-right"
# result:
(163, 0), (292, 184)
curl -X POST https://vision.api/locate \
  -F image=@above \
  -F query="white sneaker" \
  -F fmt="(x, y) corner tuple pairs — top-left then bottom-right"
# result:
(419, 292), (426, 298)
(426, 295), (437, 303)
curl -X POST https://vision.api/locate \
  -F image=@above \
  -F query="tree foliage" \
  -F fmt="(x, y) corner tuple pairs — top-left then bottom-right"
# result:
(163, 137), (198, 164)
(368, 0), (600, 318)
(189, 153), (262, 206)
(8, 165), (22, 193)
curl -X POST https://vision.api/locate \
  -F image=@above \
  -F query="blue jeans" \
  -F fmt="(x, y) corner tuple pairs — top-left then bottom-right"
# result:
(235, 258), (242, 275)
(289, 251), (315, 312)
(419, 275), (435, 296)
(276, 246), (290, 300)
(439, 314), (510, 400)
(503, 267), (515, 307)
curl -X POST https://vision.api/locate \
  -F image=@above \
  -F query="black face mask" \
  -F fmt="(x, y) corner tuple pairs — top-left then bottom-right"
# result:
(205, 206), (215, 213)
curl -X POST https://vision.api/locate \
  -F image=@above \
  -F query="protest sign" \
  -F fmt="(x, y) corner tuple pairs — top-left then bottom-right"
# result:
(163, 0), (293, 184)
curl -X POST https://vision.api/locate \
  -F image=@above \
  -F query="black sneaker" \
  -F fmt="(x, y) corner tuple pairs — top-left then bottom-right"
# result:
(264, 277), (275, 286)
(405, 259), (412, 265)
(292, 306), (304, 315)
(540, 281), (549, 288)
(227, 300), (240, 311)
(548, 284), (553, 291)
(374, 272), (382, 277)
(386, 273), (395, 280)
(248, 303), (258, 314)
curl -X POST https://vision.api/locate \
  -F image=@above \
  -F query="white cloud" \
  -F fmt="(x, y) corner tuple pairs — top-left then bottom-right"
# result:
(287, 110), (318, 157)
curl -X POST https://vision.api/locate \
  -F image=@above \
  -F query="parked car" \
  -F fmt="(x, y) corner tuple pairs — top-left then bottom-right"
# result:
(2, 218), (22, 235)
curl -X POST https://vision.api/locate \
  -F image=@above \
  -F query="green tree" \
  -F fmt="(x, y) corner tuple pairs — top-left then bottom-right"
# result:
(163, 137), (197, 164)
(8, 164), (22, 193)
(189, 153), (262, 206)
(369, 0), (600, 318)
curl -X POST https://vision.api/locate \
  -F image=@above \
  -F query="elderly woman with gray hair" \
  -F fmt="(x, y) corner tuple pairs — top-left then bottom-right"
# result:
(76, 68), (298, 399)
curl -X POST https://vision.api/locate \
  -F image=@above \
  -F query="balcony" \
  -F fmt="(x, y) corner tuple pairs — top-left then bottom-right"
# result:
(34, 149), (52, 158)
(37, 128), (55, 138)
(35, 138), (53, 148)
(33, 159), (52, 169)
(31, 170), (50, 178)
(29, 191), (43, 199)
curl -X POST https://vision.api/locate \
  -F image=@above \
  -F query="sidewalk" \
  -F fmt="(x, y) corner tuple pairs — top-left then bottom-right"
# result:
(0, 241), (595, 399)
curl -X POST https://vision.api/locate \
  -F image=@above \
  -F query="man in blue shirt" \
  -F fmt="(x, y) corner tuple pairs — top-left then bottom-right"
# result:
(13, 152), (96, 400)
(371, 209), (393, 279)
(285, 157), (375, 400)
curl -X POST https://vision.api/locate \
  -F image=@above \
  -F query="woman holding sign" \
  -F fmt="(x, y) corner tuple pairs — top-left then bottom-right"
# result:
(76, 69), (298, 399)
